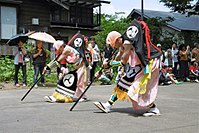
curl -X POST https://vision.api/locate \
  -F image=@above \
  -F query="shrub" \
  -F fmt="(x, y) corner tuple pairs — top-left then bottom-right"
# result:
(0, 56), (57, 85)
(0, 56), (15, 81)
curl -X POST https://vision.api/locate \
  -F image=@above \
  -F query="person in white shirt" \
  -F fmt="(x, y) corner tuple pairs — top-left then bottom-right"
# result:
(14, 41), (27, 87)
(89, 37), (100, 82)
(164, 48), (173, 68)
(171, 43), (179, 77)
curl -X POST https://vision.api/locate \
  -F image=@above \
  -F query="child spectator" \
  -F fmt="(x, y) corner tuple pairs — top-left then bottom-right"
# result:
(159, 63), (182, 85)
(189, 59), (199, 83)
(99, 69), (113, 85)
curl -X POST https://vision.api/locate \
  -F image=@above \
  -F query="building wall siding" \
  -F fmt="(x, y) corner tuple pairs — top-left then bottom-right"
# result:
(18, 0), (50, 27)
(0, 0), (101, 56)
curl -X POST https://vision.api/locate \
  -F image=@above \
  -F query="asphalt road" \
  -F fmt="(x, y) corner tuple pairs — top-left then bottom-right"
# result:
(0, 83), (198, 133)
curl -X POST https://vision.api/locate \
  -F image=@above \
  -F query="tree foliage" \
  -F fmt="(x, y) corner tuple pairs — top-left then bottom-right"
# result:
(146, 17), (174, 45)
(94, 14), (131, 50)
(94, 14), (177, 50)
(146, 17), (186, 49)
(160, 0), (199, 16)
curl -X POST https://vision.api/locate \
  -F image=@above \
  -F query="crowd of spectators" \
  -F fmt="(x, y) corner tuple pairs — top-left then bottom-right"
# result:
(98, 42), (199, 86)
(13, 36), (199, 88)
(157, 43), (199, 85)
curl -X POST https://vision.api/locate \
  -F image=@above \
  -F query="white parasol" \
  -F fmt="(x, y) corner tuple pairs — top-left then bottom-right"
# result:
(28, 32), (56, 43)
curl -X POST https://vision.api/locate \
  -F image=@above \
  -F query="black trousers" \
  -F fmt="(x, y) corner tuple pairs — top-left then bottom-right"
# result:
(90, 62), (98, 82)
(172, 62), (179, 77)
(14, 63), (26, 84)
(179, 60), (189, 80)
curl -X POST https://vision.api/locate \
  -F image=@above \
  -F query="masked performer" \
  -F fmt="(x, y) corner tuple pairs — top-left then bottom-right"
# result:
(94, 20), (162, 116)
(44, 32), (90, 103)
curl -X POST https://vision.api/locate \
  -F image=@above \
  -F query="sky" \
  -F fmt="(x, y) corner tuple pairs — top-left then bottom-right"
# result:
(100, 0), (171, 17)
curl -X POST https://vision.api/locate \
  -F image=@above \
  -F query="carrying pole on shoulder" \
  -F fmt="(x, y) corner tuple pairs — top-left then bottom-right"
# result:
(69, 49), (117, 111)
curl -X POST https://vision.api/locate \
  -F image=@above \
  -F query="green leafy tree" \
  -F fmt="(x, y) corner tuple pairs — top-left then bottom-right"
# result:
(94, 14), (131, 49)
(146, 17), (188, 49)
(160, 0), (199, 16)
(146, 17), (174, 47)
(94, 14), (176, 49)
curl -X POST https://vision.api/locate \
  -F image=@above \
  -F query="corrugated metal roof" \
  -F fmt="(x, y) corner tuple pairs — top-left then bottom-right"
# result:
(50, 0), (110, 8)
(129, 9), (199, 31)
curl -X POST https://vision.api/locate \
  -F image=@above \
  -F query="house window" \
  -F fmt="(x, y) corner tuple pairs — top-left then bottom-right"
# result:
(52, 10), (60, 21)
(70, 6), (93, 25)
(60, 9), (69, 22)
(0, 6), (17, 39)
(51, 8), (69, 23)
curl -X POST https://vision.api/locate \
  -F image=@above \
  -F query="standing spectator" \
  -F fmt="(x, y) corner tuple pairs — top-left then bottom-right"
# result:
(85, 43), (93, 85)
(14, 41), (27, 87)
(192, 43), (199, 63)
(32, 41), (49, 87)
(89, 37), (100, 82)
(186, 45), (192, 63)
(157, 44), (164, 69)
(178, 44), (190, 82)
(164, 48), (173, 68)
(103, 44), (114, 59)
(171, 43), (179, 77)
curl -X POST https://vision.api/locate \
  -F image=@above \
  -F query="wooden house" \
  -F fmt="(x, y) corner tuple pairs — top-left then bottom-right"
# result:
(0, 0), (110, 55)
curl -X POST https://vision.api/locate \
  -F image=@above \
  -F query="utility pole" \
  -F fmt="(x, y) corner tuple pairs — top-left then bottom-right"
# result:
(141, 0), (144, 20)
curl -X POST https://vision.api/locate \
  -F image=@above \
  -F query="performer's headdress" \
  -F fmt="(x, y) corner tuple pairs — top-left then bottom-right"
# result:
(67, 32), (89, 67)
(106, 31), (121, 48)
(53, 40), (64, 50)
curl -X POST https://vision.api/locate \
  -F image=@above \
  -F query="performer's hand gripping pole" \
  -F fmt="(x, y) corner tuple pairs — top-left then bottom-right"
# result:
(21, 57), (60, 101)
(69, 49), (117, 111)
